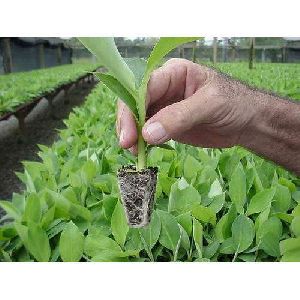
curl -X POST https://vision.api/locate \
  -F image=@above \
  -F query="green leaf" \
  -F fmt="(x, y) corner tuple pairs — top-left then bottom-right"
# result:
(183, 154), (201, 181)
(146, 37), (199, 76)
(59, 221), (84, 262)
(229, 163), (247, 214)
(168, 178), (201, 214)
(91, 249), (139, 262)
(246, 188), (276, 216)
(257, 217), (282, 257)
(78, 37), (135, 93)
(220, 237), (235, 254)
(215, 205), (237, 243)
(232, 215), (255, 253)
(0, 201), (20, 221)
(176, 212), (193, 236)
(291, 216), (300, 237)
(208, 179), (223, 198)
(84, 230), (121, 257)
(111, 200), (129, 247)
(148, 143), (175, 151)
(27, 223), (51, 262)
(124, 58), (147, 87)
(96, 73), (138, 117)
(193, 218), (203, 258)
(24, 193), (41, 223)
(272, 184), (291, 213)
(192, 204), (216, 226)
(204, 240), (220, 259)
(179, 225), (190, 252)
(280, 237), (300, 262)
(139, 211), (161, 250)
(157, 210), (180, 253)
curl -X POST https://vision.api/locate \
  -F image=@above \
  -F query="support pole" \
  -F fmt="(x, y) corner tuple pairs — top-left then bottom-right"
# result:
(38, 44), (45, 69)
(249, 37), (255, 69)
(192, 41), (197, 62)
(1, 38), (13, 74)
(213, 37), (217, 64)
(57, 45), (62, 65)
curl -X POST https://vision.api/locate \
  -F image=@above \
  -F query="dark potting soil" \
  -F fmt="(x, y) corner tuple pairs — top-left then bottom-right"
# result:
(118, 165), (158, 228)
(0, 80), (96, 217)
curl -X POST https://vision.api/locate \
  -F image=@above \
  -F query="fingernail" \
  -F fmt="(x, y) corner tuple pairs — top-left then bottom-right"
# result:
(144, 122), (167, 143)
(119, 129), (125, 145)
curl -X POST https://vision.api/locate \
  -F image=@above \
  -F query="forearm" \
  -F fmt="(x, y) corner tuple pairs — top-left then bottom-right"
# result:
(240, 91), (300, 175)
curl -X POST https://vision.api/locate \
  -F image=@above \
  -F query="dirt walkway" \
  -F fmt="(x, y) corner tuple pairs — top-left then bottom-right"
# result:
(0, 80), (96, 202)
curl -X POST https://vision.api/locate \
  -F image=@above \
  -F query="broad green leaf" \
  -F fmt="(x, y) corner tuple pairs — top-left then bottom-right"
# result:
(111, 200), (129, 247)
(192, 204), (216, 226)
(278, 177), (296, 192)
(291, 216), (300, 237)
(208, 179), (223, 198)
(0, 201), (20, 221)
(148, 144), (175, 151)
(215, 205), (237, 242)
(146, 37), (199, 76)
(59, 221), (84, 262)
(139, 211), (161, 250)
(179, 225), (190, 252)
(232, 215), (255, 253)
(78, 37), (135, 93)
(246, 188), (276, 216)
(229, 163), (246, 214)
(204, 240), (220, 259)
(91, 249), (139, 262)
(124, 58), (147, 87)
(176, 212), (193, 236)
(219, 237), (235, 255)
(84, 229), (121, 257)
(208, 193), (225, 214)
(168, 178), (201, 214)
(193, 218), (203, 258)
(157, 210), (180, 253)
(257, 217), (282, 257)
(272, 184), (291, 213)
(280, 237), (300, 262)
(96, 73), (138, 117)
(27, 223), (51, 262)
(24, 193), (41, 223)
(183, 154), (201, 181)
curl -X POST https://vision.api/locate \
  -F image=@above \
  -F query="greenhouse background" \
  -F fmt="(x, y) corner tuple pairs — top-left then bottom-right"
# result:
(1, 37), (300, 75)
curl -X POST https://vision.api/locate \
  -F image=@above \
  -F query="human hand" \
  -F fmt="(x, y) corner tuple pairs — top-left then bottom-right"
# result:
(116, 58), (257, 154)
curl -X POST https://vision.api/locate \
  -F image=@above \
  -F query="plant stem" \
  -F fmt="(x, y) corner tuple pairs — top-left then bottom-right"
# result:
(137, 127), (146, 170)
(136, 83), (147, 170)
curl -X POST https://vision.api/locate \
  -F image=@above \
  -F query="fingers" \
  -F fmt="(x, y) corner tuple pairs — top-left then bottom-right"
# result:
(117, 100), (138, 149)
(146, 59), (190, 108)
(142, 93), (202, 144)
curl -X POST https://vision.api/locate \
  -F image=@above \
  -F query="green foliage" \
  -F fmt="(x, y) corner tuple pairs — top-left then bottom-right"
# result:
(1, 62), (300, 262)
(0, 63), (98, 117)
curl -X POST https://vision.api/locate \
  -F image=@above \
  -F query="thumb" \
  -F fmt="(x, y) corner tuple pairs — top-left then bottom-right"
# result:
(142, 95), (200, 144)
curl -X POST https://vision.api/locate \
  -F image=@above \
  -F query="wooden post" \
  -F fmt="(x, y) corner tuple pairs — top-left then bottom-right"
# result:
(57, 45), (62, 65)
(213, 37), (217, 64)
(249, 37), (255, 69)
(179, 46), (184, 58)
(192, 41), (197, 62)
(1, 38), (13, 74)
(261, 48), (266, 62)
(282, 46), (286, 63)
(38, 43), (45, 69)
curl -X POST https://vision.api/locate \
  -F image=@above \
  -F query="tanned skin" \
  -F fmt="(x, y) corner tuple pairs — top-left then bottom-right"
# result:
(116, 58), (300, 176)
